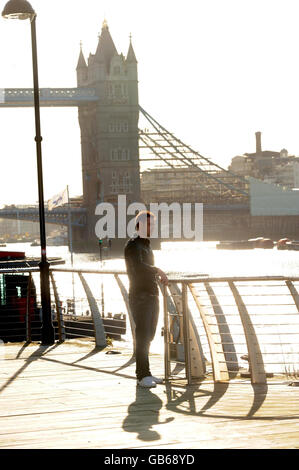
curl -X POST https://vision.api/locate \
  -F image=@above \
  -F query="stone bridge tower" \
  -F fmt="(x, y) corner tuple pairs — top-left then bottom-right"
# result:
(76, 20), (141, 247)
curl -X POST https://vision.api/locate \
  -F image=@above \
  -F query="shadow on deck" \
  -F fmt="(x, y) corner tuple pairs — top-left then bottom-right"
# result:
(0, 340), (298, 449)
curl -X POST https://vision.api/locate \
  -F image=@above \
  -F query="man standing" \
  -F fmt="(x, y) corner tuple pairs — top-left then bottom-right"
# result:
(124, 211), (168, 388)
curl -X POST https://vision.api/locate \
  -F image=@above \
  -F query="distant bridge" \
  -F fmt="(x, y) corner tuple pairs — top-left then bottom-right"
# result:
(0, 88), (98, 107)
(0, 202), (249, 229)
(0, 206), (87, 227)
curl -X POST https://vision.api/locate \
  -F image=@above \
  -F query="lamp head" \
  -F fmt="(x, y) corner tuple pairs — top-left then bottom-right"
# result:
(2, 0), (35, 20)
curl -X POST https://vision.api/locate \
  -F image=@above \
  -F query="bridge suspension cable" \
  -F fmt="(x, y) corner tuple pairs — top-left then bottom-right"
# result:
(139, 106), (249, 204)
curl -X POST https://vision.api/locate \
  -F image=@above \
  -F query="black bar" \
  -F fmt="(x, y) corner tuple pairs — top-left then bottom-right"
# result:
(30, 15), (54, 345)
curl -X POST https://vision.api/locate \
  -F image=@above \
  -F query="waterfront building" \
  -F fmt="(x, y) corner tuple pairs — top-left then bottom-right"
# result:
(229, 131), (299, 188)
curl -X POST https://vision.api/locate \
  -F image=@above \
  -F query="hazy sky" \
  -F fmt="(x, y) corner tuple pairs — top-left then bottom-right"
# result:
(0, 0), (299, 204)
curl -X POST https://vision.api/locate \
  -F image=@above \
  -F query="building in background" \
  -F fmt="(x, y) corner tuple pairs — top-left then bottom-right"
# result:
(141, 165), (240, 205)
(229, 132), (299, 188)
(141, 167), (227, 204)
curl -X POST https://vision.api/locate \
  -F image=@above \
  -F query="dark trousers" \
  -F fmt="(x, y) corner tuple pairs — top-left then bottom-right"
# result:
(129, 292), (159, 381)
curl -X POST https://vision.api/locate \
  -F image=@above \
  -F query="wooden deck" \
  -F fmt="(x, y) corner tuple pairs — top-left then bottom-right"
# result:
(0, 340), (298, 449)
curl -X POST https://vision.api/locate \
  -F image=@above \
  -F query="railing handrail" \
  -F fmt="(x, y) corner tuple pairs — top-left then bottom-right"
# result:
(0, 267), (40, 274)
(50, 267), (299, 283)
(51, 267), (127, 275)
(169, 275), (297, 283)
(3, 265), (299, 284)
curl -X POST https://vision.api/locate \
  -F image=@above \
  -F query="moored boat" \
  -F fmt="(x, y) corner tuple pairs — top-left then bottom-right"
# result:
(62, 313), (127, 341)
(276, 238), (290, 249)
(216, 240), (254, 250)
(0, 250), (66, 343)
(258, 238), (274, 249)
(0, 252), (127, 343)
(277, 240), (299, 251)
(217, 237), (274, 250)
(47, 235), (68, 246)
(0, 250), (64, 268)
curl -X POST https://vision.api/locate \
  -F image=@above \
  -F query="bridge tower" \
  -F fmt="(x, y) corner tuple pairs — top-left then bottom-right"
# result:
(76, 20), (141, 247)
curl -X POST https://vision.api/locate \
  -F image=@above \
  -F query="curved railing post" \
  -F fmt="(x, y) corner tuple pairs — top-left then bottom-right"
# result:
(204, 282), (239, 373)
(182, 282), (192, 384)
(189, 283), (230, 382)
(114, 274), (136, 354)
(286, 280), (299, 312)
(78, 273), (107, 348)
(158, 280), (184, 364)
(25, 273), (32, 343)
(167, 282), (206, 379)
(49, 271), (65, 342)
(162, 284), (171, 381)
(229, 281), (267, 384)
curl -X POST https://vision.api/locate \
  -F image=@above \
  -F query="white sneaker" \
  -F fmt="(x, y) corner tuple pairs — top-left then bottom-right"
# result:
(151, 375), (163, 384)
(137, 376), (157, 388)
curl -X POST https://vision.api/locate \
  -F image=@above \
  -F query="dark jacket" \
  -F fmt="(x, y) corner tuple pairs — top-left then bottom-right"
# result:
(124, 236), (159, 296)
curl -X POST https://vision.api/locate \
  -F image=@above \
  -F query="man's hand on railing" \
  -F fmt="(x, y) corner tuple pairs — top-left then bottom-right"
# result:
(156, 268), (169, 286)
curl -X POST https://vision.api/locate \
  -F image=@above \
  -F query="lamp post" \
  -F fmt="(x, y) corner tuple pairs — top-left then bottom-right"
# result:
(2, 0), (55, 345)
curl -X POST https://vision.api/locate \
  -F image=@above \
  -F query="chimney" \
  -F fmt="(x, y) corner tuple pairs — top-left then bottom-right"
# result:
(255, 131), (262, 155)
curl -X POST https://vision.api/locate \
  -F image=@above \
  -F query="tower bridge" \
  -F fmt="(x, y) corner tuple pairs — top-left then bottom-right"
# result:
(1, 19), (297, 249)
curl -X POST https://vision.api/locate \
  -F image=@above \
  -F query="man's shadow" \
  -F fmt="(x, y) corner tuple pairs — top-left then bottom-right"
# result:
(122, 386), (174, 442)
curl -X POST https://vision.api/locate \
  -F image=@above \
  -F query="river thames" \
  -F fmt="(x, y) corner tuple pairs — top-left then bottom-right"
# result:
(8, 240), (298, 277)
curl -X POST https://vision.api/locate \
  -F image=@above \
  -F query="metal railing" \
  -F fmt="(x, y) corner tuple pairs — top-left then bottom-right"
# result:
(50, 267), (130, 348)
(162, 276), (299, 384)
(1, 267), (299, 385)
